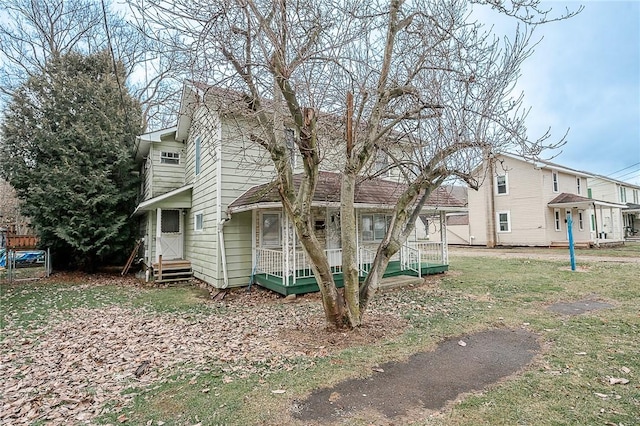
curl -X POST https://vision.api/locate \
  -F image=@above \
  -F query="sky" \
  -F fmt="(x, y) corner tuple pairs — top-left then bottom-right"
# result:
(476, 0), (640, 185)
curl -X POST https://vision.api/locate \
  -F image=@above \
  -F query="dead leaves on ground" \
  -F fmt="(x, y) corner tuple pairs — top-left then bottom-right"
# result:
(1, 284), (407, 425)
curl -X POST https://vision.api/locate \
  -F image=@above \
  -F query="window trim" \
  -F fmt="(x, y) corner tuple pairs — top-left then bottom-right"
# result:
(576, 177), (582, 195)
(195, 136), (202, 176)
(260, 212), (282, 247)
(552, 171), (559, 193)
(496, 211), (511, 233)
(578, 210), (584, 231)
(554, 209), (562, 232)
(495, 174), (508, 195)
(160, 151), (180, 165)
(194, 211), (204, 232)
(361, 213), (392, 241)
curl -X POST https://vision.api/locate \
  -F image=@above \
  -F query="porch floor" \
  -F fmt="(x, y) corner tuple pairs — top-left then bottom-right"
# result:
(253, 260), (448, 296)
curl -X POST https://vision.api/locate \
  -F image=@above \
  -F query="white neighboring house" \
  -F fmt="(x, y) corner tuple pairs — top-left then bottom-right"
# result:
(467, 153), (627, 247)
(587, 174), (640, 239)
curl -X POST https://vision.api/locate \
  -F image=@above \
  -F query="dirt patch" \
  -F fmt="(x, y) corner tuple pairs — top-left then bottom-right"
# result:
(547, 299), (614, 316)
(293, 328), (540, 424)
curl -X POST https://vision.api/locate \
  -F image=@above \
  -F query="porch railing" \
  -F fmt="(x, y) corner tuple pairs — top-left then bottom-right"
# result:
(255, 241), (446, 286)
(401, 245), (421, 278)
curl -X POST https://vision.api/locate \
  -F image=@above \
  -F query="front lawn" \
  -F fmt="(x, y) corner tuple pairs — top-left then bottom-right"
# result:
(1, 253), (638, 425)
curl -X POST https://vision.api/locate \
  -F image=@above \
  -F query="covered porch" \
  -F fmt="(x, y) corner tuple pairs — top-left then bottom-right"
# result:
(253, 241), (449, 295)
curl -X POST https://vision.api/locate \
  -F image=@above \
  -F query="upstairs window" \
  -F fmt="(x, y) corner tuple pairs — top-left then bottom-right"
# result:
(633, 189), (639, 204)
(620, 186), (627, 203)
(160, 151), (180, 165)
(285, 129), (298, 169)
(576, 177), (582, 195)
(552, 171), (559, 193)
(195, 136), (202, 176)
(373, 151), (390, 177)
(496, 174), (508, 195)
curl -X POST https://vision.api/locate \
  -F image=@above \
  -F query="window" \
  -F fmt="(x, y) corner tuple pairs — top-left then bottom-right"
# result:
(552, 171), (559, 193)
(161, 151), (180, 165)
(590, 214), (596, 232)
(261, 213), (281, 247)
(285, 128), (298, 168)
(496, 174), (508, 195)
(361, 214), (392, 241)
(554, 209), (561, 231)
(587, 188), (592, 199)
(195, 136), (202, 176)
(194, 212), (204, 231)
(620, 186), (627, 203)
(497, 211), (511, 232)
(373, 152), (390, 176)
(634, 189), (639, 204)
(161, 210), (180, 233)
(578, 210), (584, 231)
(576, 177), (582, 195)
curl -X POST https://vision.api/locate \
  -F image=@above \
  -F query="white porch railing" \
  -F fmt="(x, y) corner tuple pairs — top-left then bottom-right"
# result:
(255, 241), (446, 286)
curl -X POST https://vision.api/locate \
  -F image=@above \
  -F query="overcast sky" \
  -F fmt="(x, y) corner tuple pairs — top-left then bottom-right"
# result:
(477, 1), (640, 185)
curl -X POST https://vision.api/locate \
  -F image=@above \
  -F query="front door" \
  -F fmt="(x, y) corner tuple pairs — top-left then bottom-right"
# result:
(159, 209), (183, 260)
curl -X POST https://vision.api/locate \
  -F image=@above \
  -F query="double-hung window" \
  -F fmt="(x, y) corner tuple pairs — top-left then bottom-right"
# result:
(497, 211), (511, 232)
(194, 212), (204, 231)
(496, 174), (508, 195)
(195, 136), (202, 176)
(552, 171), (559, 193)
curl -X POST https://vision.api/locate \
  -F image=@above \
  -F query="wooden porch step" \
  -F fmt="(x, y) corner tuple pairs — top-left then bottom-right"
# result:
(152, 259), (192, 283)
(549, 241), (592, 249)
(378, 275), (424, 290)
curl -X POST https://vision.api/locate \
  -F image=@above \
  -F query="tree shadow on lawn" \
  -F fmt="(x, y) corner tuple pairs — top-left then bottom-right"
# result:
(293, 328), (540, 424)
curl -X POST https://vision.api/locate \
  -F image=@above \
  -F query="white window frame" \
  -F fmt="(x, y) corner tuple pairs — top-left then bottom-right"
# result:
(195, 136), (202, 176)
(194, 211), (204, 231)
(361, 213), (392, 241)
(578, 210), (584, 231)
(620, 186), (627, 203)
(260, 212), (282, 247)
(633, 189), (638, 204)
(554, 209), (562, 231)
(552, 171), (559, 193)
(496, 211), (511, 233)
(576, 177), (582, 195)
(495, 174), (508, 195)
(160, 151), (180, 165)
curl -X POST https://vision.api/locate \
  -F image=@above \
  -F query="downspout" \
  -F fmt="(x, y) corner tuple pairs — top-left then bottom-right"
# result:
(218, 217), (230, 288)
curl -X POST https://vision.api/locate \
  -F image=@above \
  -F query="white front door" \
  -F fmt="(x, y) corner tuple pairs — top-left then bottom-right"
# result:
(159, 209), (183, 260)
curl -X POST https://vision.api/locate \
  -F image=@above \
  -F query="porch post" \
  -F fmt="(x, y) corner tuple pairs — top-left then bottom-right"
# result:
(440, 211), (448, 264)
(155, 208), (162, 262)
(283, 213), (290, 287)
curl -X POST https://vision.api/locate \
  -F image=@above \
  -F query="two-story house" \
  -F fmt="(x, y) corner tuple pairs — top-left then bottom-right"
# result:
(587, 174), (640, 239)
(467, 153), (627, 247)
(133, 82), (465, 294)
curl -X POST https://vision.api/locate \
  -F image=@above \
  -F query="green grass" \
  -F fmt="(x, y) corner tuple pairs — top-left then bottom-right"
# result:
(2, 249), (639, 425)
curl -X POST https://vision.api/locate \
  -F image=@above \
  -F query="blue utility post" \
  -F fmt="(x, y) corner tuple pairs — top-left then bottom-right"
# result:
(567, 215), (576, 271)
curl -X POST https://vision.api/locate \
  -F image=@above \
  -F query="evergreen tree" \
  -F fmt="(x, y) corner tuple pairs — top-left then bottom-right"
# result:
(0, 50), (143, 270)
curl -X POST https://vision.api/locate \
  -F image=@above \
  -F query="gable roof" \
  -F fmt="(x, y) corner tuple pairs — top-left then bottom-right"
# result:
(227, 171), (466, 214)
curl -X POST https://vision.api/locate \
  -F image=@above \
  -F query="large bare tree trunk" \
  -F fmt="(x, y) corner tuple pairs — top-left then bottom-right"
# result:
(340, 169), (361, 327)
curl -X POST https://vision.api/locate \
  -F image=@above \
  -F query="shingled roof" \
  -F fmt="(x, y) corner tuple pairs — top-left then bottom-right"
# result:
(548, 192), (627, 208)
(228, 171), (465, 213)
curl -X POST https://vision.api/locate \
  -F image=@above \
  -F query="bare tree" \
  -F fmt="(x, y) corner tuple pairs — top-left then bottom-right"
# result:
(0, 0), (180, 129)
(131, 0), (580, 328)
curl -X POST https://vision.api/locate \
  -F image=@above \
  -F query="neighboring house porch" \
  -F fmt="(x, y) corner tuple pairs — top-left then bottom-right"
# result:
(547, 193), (627, 247)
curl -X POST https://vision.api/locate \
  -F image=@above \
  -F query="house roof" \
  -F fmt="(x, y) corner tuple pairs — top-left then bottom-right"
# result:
(624, 203), (640, 213)
(227, 171), (466, 214)
(547, 193), (627, 209)
(133, 184), (193, 215)
(134, 126), (178, 162)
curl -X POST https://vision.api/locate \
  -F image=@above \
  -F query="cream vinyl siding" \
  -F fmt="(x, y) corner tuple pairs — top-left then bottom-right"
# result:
(149, 140), (185, 198)
(183, 107), (220, 283)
